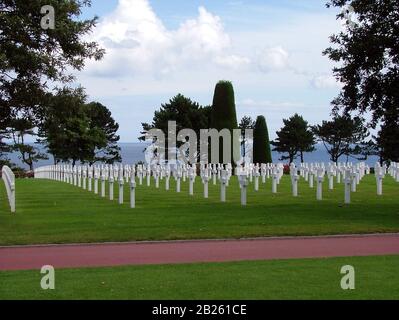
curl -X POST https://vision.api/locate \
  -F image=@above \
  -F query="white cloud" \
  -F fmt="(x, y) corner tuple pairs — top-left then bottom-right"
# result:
(86, 0), (294, 78)
(214, 54), (251, 70)
(311, 74), (343, 89)
(175, 7), (231, 58)
(257, 46), (290, 72)
(86, 0), (246, 77)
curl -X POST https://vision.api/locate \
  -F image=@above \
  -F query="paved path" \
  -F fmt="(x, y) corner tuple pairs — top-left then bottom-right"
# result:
(1, 234), (399, 271)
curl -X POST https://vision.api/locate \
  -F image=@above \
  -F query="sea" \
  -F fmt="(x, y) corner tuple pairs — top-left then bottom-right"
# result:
(6, 142), (380, 170)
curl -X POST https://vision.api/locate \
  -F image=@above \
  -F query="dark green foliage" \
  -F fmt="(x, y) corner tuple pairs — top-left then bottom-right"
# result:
(140, 94), (211, 161)
(0, 106), (11, 164)
(324, 0), (399, 161)
(210, 81), (238, 163)
(0, 0), (104, 106)
(0, 0), (104, 167)
(39, 88), (120, 165)
(141, 94), (211, 138)
(253, 116), (272, 164)
(9, 118), (48, 170)
(39, 88), (96, 165)
(271, 114), (316, 163)
(375, 107), (399, 163)
(210, 81), (238, 131)
(353, 139), (379, 163)
(312, 113), (368, 162)
(85, 102), (121, 164)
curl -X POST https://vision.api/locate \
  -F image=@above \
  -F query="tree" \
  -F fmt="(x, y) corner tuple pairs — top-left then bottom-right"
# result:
(271, 114), (316, 163)
(139, 94), (211, 162)
(210, 81), (239, 163)
(1, 0), (104, 167)
(239, 116), (255, 159)
(84, 102), (121, 164)
(353, 138), (380, 163)
(324, 0), (399, 161)
(10, 118), (48, 170)
(0, 105), (11, 167)
(39, 88), (120, 166)
(39, 88), (95, 165)
(312, 113), (368, 162)
(375, 108), (399, 164)
(253, 116), (272, 164)
(0, 136), (9, 165)
(0, 132), (10, 168)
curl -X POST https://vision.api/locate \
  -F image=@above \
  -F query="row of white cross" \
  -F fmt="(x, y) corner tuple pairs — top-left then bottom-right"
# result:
(288, 162), (375, 204)
(34, 161), (397, 207)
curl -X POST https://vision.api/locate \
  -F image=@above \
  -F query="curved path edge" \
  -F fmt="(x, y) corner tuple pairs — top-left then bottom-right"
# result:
(1, 234), (398, 271)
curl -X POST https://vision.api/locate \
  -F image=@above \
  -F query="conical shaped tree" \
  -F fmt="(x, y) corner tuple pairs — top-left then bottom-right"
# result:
(210, 81), (239, 163)
(253, 115), (272, 164)
(211, 81), (238, 130)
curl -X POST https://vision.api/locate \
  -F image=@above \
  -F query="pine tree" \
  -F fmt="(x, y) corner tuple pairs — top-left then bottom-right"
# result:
(271, 114), (316, 163)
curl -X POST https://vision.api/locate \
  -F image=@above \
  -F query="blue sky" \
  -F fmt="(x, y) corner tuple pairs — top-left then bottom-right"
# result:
(76, 0), (344, 142)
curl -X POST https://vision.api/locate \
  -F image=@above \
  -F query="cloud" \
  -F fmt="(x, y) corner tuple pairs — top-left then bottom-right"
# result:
(86, 0), (248, 77)
(214, 54), (251, 69)
(311, 74), (343, 89)
(175, 7), (231, 58)
(86, 0), (292, 78)
(257, 46), (290, 72)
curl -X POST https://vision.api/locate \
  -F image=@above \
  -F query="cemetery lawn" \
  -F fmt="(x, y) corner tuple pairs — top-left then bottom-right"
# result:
(0, 175), (398, 246)
(0, 255), (398, 299)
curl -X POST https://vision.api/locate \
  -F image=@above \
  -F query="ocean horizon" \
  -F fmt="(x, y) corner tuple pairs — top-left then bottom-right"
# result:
(5, 142), (380, 170)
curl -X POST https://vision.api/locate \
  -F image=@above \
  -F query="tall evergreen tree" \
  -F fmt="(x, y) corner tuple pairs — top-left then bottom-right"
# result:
(210, 81), (238, 163)
(253, 116), (272, 164)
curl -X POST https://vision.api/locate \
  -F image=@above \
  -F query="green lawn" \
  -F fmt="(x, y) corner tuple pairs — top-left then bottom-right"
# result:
(0, 255), (398, 300)
(0, 175), (398, 245)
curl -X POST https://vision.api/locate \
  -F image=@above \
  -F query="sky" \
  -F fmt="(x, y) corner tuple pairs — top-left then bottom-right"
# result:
(75, 0), (345, 142)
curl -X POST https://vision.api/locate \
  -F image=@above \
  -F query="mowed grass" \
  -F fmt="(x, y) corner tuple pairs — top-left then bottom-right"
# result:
(0, 174), (398, 245)
(0, 255), (398, 300)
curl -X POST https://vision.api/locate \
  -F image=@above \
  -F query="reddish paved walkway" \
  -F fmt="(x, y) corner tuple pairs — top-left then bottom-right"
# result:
(1, 234), (398, 271)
